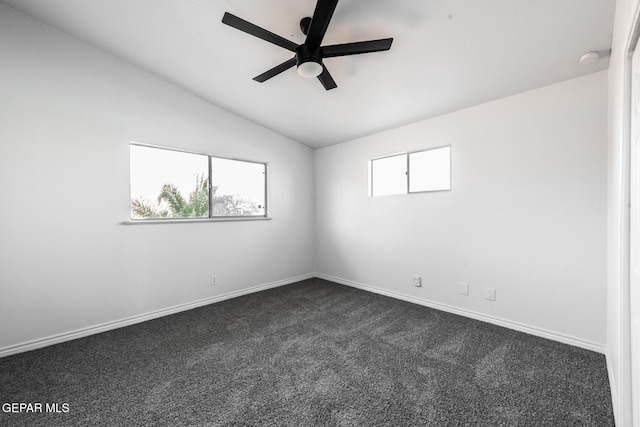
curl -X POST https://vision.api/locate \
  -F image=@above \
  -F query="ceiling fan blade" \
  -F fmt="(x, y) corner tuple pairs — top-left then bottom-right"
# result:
(305, 0), (339, 47)
(253, 57), (297, 82)
(322, 38), (393, 58)
(222, 12), (298, 52)
(317, 65), (337, 90)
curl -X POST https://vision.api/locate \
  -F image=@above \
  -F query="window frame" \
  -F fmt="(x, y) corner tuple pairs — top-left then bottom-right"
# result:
(407, 145), (451, 194)
(127, 142), (269, 223)
(370, 145), (451, 197)
(370, 151), (409, 197)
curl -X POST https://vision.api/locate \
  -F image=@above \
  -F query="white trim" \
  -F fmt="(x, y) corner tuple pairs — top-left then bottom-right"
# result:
(612, 4), (640, 426)
(121, 217), (272, 225)
(0, 273), (314, 359)
(628, 8), (640, 427)
(606, 348), (621, 427)
(0, 272), (607, 359)
(315, 273), (606, 354)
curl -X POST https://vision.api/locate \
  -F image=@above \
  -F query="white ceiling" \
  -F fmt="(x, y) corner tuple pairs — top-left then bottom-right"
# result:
(1, 0), (616, 148)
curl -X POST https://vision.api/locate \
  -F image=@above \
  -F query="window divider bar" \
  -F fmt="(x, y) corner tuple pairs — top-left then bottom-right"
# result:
(264, 165), (268, 217)
(208, 155), (213, 218)
(406, 153), (410, 194)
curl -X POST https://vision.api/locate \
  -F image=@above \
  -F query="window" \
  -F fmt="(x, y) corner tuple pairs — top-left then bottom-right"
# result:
(409, 146), (451, 192)
(129, 144), (267, 220)
(371, 154), (407, 196)
(210, 157), (266, 217)
(370, 146), (450, 196)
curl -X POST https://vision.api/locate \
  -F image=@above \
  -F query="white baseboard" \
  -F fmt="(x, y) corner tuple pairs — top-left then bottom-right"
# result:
(1, 272), (606, 358)
(605, 348), (620, 426)
(0, 273), (314, 359)
(315, 273), (606, 354)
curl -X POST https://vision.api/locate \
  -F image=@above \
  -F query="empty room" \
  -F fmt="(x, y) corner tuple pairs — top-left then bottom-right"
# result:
(0, 0), (638, 426)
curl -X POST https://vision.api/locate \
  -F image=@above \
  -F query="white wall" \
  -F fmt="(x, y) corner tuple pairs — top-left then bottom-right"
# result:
(315, 71), (608, 351)
(0, 5), (315, 355)
(607, 0), (639, 425)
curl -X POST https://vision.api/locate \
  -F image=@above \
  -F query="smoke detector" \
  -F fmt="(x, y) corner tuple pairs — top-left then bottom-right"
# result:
(579, 51), (599, 65)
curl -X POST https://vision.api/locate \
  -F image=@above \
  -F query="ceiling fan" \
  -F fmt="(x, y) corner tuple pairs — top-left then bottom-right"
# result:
(222, 0), (393, 90)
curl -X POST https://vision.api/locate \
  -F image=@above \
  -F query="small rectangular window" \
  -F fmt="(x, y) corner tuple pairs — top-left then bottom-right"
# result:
(370, 146), (450, 196)
(210, 157), (266, 217)
(371, 154), (407, 196)
(130, 145), (210, 219)
(129, 144), (267, 220)
(409, 146), (451, 192)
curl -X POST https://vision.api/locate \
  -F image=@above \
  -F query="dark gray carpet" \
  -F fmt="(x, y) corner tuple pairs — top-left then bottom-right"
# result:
(0, 279), (614, 426)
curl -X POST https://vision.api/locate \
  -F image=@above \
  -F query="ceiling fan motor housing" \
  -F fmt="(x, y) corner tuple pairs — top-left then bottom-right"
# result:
(296, 44), (323, 77)
(296, 44), (321, 66)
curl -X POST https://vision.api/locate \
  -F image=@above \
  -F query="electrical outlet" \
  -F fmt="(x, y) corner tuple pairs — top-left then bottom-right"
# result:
(413, 275), (422, 287)
(486, 288), (496, 301)
(459, 282), (469, 296)
(210, 275), (217, 286)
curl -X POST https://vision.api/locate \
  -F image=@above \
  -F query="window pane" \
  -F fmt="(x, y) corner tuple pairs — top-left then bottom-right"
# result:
(372, 154), (407, 196)
(409, 146), (451, 192)
(210, 158), (266, 217)
(130, 145), (209, 219)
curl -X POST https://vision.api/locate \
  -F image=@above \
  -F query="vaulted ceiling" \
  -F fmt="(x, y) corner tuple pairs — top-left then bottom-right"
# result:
(1, 0), (616, 148)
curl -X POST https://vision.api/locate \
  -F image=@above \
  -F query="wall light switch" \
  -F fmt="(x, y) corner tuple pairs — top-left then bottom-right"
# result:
(486, 288), (496, 301)
(459, 283), (469, 296)
(413, 275), (422, 287)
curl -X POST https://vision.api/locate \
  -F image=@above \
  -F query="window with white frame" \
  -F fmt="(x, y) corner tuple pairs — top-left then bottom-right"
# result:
(129, 144), (266, 220)
(370, 146), (451, 196)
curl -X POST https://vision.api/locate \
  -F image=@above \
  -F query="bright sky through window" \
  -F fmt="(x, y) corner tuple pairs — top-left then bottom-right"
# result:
(409, 147), (451, 192)
(129, 144), (267, 220)
(130, 145), (208, 209)
(370, 146), (451, 196)
(371, 154), (407, 196)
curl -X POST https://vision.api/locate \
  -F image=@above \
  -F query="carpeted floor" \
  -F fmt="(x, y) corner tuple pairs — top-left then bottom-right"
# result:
(0, 278), (614, 426)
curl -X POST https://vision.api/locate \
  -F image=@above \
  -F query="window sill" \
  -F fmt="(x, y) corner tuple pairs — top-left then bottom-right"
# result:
(121, 217), (272, 225)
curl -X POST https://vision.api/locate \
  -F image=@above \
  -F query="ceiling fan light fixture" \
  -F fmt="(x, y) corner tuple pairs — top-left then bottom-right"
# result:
(222, 0), (393, 90)
(297, 60), (323, 78)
